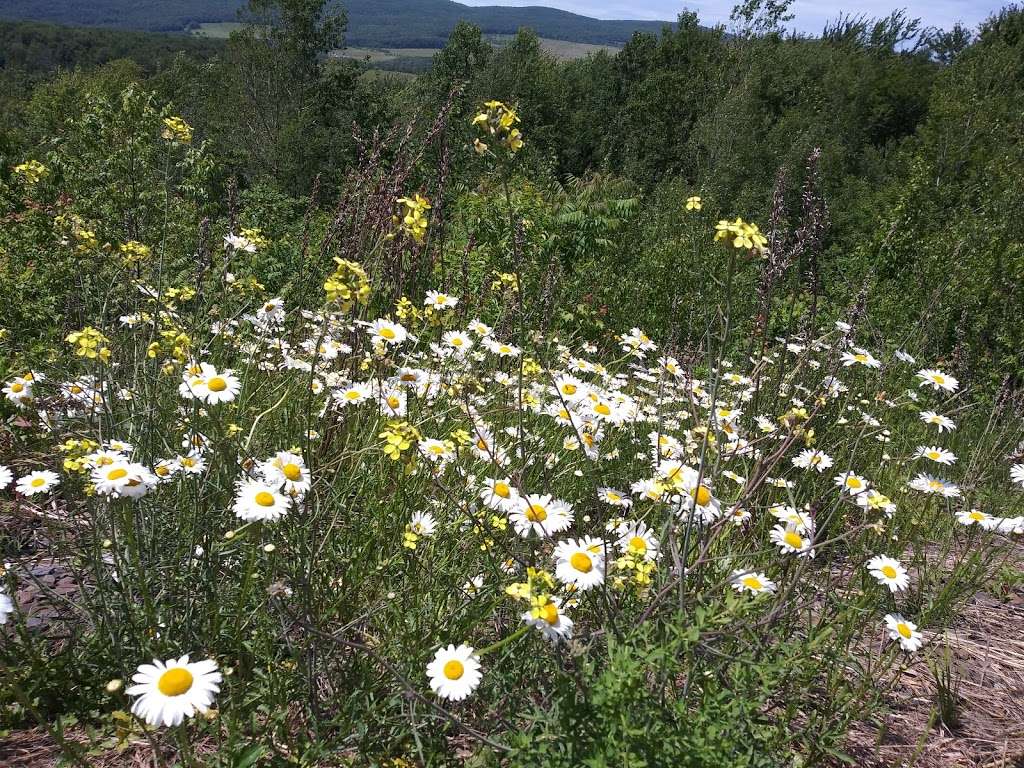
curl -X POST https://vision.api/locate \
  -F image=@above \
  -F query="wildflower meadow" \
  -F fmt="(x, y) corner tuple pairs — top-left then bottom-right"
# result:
(3, 5), (1024, 767)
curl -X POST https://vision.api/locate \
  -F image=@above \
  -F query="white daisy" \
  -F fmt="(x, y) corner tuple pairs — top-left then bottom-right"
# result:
(510, 494), (573, 538)
(127, 655), (222, 727)
(553, 536), (606, 590)
(233, 480), (290, 522)
(884, 614), (923, 652)
(426, 644), (480, 701)
(16, 470), (60, 496)
(915, 446), (957, 465)
(916, 368), (959, 393)
(866, 555), (909, 592)
(523, 597), (574, 642)
(730, 570), (776, 595)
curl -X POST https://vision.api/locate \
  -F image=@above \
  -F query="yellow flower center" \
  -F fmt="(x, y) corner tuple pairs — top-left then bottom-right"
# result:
(933, 375), (945, 384)
(562, 383), (577, 396)
(107, 468), (128, 481)
(11, 383), (23, 393)
(264, 303), (275, 312)
(31, 477), (46, 488)
(208, 377), (227, 393)
(570, 552), (593, 573)
(595, 403), (611, 416)
(157, 667), (194, 697)
(742, 576), (763, 590)
(70, 386), (83, 394)
(282, 463), (302, 481)
(380, 327), (396, 340)
(846, 477), (863, 489)
(969, 511), (986, 521)
(629, 536), (647, 553)
(345, 390), (361, 400)
(494, 482), (511, 498)
(451, 337), (464, 347)
(694, 486), (712, 507)
(881, 565), (897, 579)
(525, 504), (547, 522)
(476, 439), (488, 451)
(254, 491), (275, 507)
(387, 396), (400, 408)
(854, 354), (867, 363)
(810, 454), (822, 465)
(156, 466), (170, 477)
(928, 480), (944, 491)
(541, 602), (559, 625)
(897, 623), (912, 639)
(443, 659), (464, 680)
(784, 531), (804, 549)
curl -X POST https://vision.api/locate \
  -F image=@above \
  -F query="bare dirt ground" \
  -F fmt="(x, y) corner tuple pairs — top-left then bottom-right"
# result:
(844, 576), (1024, 767)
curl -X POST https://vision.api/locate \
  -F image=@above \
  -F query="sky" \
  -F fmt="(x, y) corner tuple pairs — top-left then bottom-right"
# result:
(457, 1), (1002, 34)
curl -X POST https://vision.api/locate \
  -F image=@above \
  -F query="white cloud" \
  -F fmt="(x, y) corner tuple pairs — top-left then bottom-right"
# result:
(456, 0), (1001, 33)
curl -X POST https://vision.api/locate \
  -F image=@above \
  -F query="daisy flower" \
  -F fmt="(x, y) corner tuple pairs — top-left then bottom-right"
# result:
(834, 472), (869, 496)
(424, 291), (458, 311)
(1010, 463), (1024, 488)
(919, 410), (956, 432)
(16, 470), (60, 496)
(616, 521), (659, 560)
(255, 297), (285, 325)
(426, 644), (480, 701)
(259, 451), (311, 497)
(909, 473), (961, 498)
(916, 368), (958, 393)
(468, 319), (492, 336)
(335, 382), (371, 407)
(233, 480), (290, 522)
(915, 446), (957, 465)
(409, 511), (438, 536)
(553, 536), (606, 590)
(510, 494), (573, 538)
(957, 508), (996, 528)
(894, 350), (916, 364)
(770, 524), (814, 558)
(0, 464), (12, 490)
(884, 614), (923, 652)
(840, 348), (881, 368)
(866, 555), (909, 592)
(0, 589), (14, 624)
(730, 570), (776, 595)
(792, 449), (833, 473)
(479, 477), (519, 512)
(201, 367), (241, 405)
(367, 318), (408, 346)
(127, 655), (222, 727)
(379, 388), (407, 418)
(598, 487), (632, 508)
(523, 597), (574, 642)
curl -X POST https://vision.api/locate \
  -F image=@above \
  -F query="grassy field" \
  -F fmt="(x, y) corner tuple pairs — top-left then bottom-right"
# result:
(192, 23), (620, 66)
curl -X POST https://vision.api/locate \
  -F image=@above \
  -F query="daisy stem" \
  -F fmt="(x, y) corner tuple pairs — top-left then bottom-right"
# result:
(476, 624), (529, 657)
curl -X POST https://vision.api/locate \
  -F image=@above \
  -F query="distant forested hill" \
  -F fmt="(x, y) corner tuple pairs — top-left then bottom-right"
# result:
(0, 20), (223, 74)
(0, 0), (672, 47)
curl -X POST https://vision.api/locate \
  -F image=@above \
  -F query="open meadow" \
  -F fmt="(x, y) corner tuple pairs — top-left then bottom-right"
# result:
(2, 1), (1024, 767)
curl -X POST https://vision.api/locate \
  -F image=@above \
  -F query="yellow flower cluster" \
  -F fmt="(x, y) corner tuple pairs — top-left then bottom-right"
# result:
(13, 159), (48, 184)
(161, 116), (193, 144)
(119, 241), (151, 265)
(146, 329), (192, 365)
(379, 421), (421, 463)
(472, 100), (524, 156)
(685, 195), (702, 212)
(74, 228), (99, 252)
(714, 217), (768, 252)
(505, 567), (555, 606)
(394, 296), (420, 324)
(490, 271), (519, 293)
(395, 194), (431, 244)
(59, 438), (101, 473)
(66, 327), (111, 362)
(324, 258), (371, 312)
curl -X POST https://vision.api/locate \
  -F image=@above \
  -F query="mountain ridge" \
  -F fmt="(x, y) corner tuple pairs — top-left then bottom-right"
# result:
(0, 0), (675, 48)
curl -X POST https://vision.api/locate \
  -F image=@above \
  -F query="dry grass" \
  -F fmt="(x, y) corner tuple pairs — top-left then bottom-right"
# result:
(844, 545), (1024, 768)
